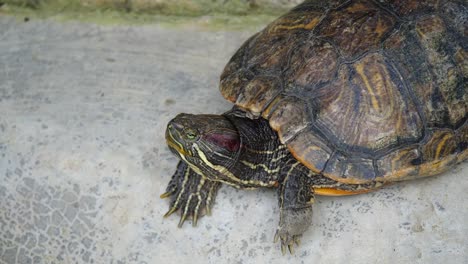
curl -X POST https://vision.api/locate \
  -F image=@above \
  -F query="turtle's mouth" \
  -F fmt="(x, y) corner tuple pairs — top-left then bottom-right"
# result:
(165, 124), (190, 158)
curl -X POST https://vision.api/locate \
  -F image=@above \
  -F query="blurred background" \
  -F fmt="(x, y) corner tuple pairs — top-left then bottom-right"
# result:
(1, 1), (467, 264)
(0, 0), (301, 27)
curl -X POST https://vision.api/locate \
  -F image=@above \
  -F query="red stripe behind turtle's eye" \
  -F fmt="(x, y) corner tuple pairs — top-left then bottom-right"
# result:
(204, 133), (240, 152)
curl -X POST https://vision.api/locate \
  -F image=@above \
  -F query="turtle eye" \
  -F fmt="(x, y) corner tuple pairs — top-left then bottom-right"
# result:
(185, 129), (198, 140)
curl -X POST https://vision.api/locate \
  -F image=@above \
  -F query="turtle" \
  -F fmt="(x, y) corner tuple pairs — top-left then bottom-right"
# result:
(161, 0), (467, 254)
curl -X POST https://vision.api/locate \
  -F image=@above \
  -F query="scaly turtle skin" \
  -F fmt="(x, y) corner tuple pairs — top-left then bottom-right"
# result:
(162, 0), (467, 254)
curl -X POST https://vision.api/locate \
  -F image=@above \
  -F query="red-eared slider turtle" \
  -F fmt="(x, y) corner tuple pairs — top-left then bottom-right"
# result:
(162, 0), (467, 254)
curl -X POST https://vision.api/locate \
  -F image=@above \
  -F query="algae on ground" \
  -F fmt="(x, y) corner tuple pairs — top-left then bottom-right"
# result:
(0, 0), (292, 29)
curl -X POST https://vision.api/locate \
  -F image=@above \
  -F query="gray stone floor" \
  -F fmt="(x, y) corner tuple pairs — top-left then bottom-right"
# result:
(0, 16), (467, 264)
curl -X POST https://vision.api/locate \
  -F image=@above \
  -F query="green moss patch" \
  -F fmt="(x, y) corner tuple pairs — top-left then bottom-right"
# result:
(0, 0), (289, 29)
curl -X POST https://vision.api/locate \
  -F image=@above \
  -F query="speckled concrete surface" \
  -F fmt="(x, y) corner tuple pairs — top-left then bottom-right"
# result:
(0, 16), (467, 264)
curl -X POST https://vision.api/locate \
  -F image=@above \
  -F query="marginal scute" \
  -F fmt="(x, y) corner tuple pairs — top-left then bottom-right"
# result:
(418, 156), (459, 178)
(287, 131), (332, 173)
(234, 75), (282, 115)
(317, 0), (396, 58)
(376, 146), (420, 181)
(220, 69), (255, 103)
(416, 129), (460, 177)
(220, 33), (258, 82)
(416, 15), (467, 127)
(285, 39), (339, 87)
(220, 33), (260, 103)
(422, 129), (458, 162)
(323, 153), (376, 184)
(315, 53), (423, 153)
(261, 94), (285, 120)
(268, 97), (310, 143)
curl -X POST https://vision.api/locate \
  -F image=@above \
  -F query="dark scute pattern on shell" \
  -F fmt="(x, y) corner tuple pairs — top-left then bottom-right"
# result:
(219, 0), (467, 183)
(313, 53), (423, 154)
(383, 0), (439, 17)
(415, 15), (467, 128)
(439, 1), (468, 49)
(285, 38), (339, 88)
(315, 0), (397, 59)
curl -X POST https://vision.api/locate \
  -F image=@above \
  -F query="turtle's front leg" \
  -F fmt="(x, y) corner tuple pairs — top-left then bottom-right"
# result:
(276, 161), (315, 254)
(161, 161), (221, 227)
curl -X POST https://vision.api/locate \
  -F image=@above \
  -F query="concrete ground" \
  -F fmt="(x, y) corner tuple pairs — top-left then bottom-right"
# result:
(0, 15), (467, 264)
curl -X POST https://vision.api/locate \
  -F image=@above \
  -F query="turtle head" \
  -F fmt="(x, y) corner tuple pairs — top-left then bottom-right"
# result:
(166, 113), (241, 179)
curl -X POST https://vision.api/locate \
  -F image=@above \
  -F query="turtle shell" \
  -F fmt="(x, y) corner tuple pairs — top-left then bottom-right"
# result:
(220, 0), (467, 184)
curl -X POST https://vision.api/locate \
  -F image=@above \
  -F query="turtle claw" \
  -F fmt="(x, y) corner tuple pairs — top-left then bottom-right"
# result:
(167, 189), (212, 228)
(163, 207), (178, 218)
(162, 162), (221, 227)
(288, 244), (295, 254)
(275, 228), (302, 255)
(192, 213), (199, 227)
(274, 231), (280, 243)
(178, 213), (188, 228)
(294, 237), (301, 246)
(279, 240), (296, 255)
(281, 244), (287, 255)
(160, 190), (174, 199)
(274, 206), (312, 255)
(192, 203), (201, 227)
